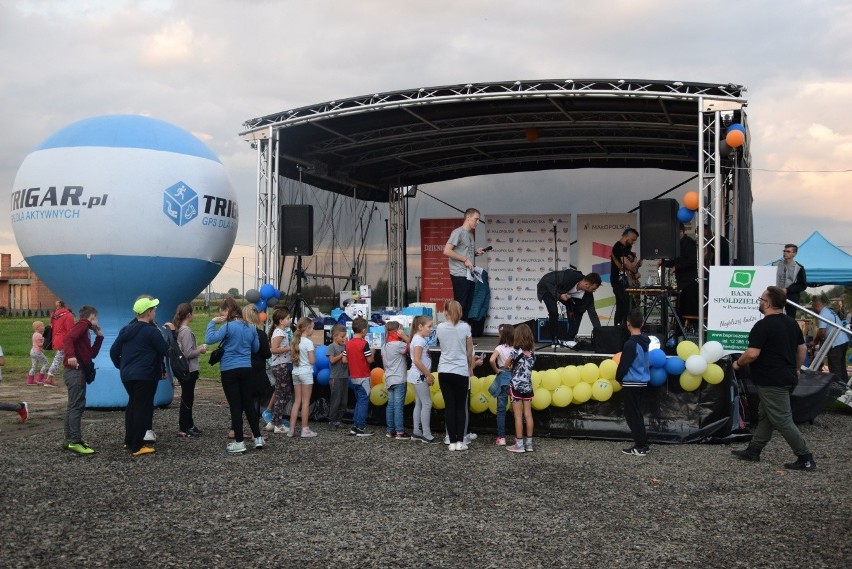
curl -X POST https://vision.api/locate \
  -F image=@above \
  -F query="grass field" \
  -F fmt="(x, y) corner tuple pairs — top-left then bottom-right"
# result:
(0, 313), (224, 381)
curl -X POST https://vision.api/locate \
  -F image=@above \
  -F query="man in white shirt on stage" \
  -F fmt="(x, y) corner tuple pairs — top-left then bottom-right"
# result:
(443, 208), (485, 320)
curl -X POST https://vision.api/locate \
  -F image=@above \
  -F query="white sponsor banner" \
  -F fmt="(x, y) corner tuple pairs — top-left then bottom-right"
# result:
(484, 214), (571, 335)
(575, 213), (638, 335)
(707, 266), (776, 351)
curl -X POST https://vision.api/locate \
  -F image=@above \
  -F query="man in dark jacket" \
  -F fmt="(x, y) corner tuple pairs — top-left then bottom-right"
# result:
(663, 224), (698, 321)
(731, 286), (815, 470)
(536, 270), (602, 348)
(110, 296), (168, 456)
(62, 305), (103, 454)
(775, 244), (807, 318)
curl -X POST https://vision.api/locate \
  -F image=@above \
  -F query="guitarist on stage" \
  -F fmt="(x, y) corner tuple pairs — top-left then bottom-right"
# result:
(611, 227), (641, 327)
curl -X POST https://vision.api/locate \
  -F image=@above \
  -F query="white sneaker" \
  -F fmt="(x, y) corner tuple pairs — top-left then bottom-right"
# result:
(273, 425), (289, 435)
(456, 442), (469, 451)
(464, 433), (478, 444)
(564, 340), (577, 349)
(143, 430), (157, 442)
(443, 434), (451, 445)
(448, 442), (458, 451)
(265, 422), (275, 432)
(226, 441), (246, 454)
(253, 436), (265, 450)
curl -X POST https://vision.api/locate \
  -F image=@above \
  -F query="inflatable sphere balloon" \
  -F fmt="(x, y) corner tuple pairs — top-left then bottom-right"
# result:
(679, 371), (703, 392)
(266, 297), (279, 308)
(430, 373), (440, 393)
(649, 336), (661, 351)
(648, 349), (667, 369)
(581, 363), (600, 384)
(591, 379), (614, 402)
(316, 368), (330, 387)
(612, 352), (622, 364)
(719, 140), (733, 158)
(370, 367), (385, 387)
(254, 298), (266, 312)
(260, 283), (277, 300)
(542, 369), (561, 391)
(481, 375), (495, 395)
(683, 191), (699, 211)
(431, 389), (445, 410)
(664, 356), (686, 376)
(561, 365), (581, 387)
(405, 382), (416, 405)
(599, 359), (617, 381)
(313, 345), (330, 371)
(727, 123), (746, 134)
(551, 385), (573, 407)
(611, 378), (622, 392)
(259, 312), (267, 323)
(572, 381), (592, 404)
(469, 376), (483, 395)
(11, 115), (238, 408)
(531, 371), (542, 389)
(531, 389), (552, 410)
(649, 367), (669, 387)
(676, 340), (700, 361)
(370, 384), (388, 405)
(703, 363), (725, 385)
(486, 392), (498, 415)
(244, 289), (261, 303)
(685, 354), (708, 376)
(470, 392), (489, 413)
(725, 129), (745, 148)
(700, 341), (725, 364)
(677, 206), (695, 223)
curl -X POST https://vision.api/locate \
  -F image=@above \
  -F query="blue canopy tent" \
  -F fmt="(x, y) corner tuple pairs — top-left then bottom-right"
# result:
(778, 231), (852, 286)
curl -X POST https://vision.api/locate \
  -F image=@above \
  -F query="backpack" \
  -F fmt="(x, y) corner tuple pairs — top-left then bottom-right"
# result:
(43, 325), (53, 351)
(167, 330), (190, 381)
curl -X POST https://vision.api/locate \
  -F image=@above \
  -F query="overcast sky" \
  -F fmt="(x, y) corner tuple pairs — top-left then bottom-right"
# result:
(2, 0), (851, 293)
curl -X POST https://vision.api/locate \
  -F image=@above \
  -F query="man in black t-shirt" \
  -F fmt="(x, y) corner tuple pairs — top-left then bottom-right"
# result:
(731, 286), (816, 471)
(610, 227), (640, 327)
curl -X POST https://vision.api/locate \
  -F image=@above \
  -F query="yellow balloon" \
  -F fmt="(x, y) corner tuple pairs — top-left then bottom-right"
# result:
(561, 365), (581, 387)
(551, 385), (573, 407)
(531, 371), (542, 389)
(591, 379), (614, 402)
(430, 372), (440, 392)
(676, 340), (700, 361)
(611, 378), (623, 392)
(679, 371), (702, 392)
(531, 389), (552, 410)
(486, 392), (498, 415)
(542, 369), (561, 391)
(405, 382), (416, 405)
(581, 362), (600, 384)
(470, 376), (484, 395)
(431, 390), (445, 410)
(369, 385), (388, 406)
(481, 375), (495, 394)
(470, 392), (489, 413)
(703, 363), (725, 385)
(572, 381), (592, 403)
(598, 359), (617, 381)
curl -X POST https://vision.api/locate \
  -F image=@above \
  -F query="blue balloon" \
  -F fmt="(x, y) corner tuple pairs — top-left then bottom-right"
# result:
(260, 283), (277, 300)
(313, 344), (330, 371)
(649, 348), (667, 369)
(316, 368), (330, 386)
(676, 206), (694, 223)
(727, 123), (746, 134)
(254, 298), (266, 312)
(649, 367), (669, 387)
(664, 356), (686, 375)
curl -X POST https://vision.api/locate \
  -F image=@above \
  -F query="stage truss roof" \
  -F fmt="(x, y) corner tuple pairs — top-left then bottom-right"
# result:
(241, 79), (747, 202)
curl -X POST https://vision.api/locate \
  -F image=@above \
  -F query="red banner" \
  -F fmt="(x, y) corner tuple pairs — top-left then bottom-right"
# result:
(420, 218), (462, 305)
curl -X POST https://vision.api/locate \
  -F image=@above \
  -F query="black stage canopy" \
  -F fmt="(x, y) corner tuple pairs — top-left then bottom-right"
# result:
(241, 79), (746, 202)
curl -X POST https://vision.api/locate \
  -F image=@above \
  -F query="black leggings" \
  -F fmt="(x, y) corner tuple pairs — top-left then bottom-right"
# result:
(439, 372), (469, 443)
(123, 380), (157, 452)
(178, 370), (199, 432)
(221, 368), (261, 443)
(622, 386), (648, 448)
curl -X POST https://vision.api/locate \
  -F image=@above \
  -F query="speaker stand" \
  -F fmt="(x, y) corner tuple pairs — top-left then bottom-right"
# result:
(288, 256), (320, 321)
(644, 267), (686, 347)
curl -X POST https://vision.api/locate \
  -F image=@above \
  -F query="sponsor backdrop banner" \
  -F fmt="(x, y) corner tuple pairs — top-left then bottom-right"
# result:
(485, 214), (571, 335)
(575, 213), (638, 336)
(420, 218), (463, 305)
(707, 266), (775, 351)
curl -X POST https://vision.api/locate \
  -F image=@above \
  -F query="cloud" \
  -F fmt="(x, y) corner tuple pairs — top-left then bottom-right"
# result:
(140, 20), (195, 68)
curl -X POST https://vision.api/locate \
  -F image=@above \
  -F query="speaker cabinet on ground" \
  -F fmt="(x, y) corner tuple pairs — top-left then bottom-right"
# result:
(639, 199), (680, 259)
(280, 205), (314, 256)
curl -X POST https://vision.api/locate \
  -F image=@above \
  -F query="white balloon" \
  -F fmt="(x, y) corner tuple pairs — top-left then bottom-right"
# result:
(685, 354), (709, 376)
(700, 341), (724, 364)
(649, 336), (661, 351)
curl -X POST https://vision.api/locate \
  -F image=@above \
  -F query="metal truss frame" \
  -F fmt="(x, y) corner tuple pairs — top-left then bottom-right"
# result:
(387, 187), (406, 308)
(254, 127), (279, 292)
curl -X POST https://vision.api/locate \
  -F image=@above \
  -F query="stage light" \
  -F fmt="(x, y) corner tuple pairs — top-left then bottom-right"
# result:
(404, 185), (418, 198)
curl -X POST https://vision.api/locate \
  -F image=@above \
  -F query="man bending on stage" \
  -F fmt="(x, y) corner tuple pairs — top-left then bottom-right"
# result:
(443, 208), (486, 320)
(536, 270), (602, 348)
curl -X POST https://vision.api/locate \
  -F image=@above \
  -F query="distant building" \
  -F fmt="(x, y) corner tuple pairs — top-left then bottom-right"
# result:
(0, 253), (60, 315)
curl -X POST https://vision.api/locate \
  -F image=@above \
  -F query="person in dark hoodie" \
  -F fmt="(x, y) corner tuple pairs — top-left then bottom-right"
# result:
(110, 296), (168, 457)
(615, 309), (651, 456)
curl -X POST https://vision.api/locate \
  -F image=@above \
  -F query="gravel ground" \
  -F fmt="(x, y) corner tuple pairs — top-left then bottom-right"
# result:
(0, 392), (850, 569)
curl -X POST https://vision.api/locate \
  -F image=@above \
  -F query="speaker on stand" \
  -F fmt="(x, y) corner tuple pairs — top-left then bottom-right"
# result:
(280, 205), (317, 320)
(638, 199), (683, 347)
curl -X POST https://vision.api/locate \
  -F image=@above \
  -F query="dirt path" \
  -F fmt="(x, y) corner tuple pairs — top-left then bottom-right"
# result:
(0, 379), (225, 441)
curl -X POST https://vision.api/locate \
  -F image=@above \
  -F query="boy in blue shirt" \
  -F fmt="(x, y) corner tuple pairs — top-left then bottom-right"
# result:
(616, 309), (651, 456)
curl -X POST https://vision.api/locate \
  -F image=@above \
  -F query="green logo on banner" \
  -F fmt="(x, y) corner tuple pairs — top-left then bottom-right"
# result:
(729, 270), (756, 288)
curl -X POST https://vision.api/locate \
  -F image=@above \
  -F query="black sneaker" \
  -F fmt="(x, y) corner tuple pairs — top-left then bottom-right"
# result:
(188, 426), (203, 437)
(421, 436), (437, 444)
(731, 448), (761, 462)
(784, 454), (816, 471)
(349, 426), (374, 437)
(410, 433), (424, 441)
(622, 446), (647, 456)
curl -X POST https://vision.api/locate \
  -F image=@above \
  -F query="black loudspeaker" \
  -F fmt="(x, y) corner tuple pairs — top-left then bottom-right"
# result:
(639, 199), (680, 259)
(280, 205), (314, 256)
(592, 326), (628, 354)
(536, 318), (570, 343)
